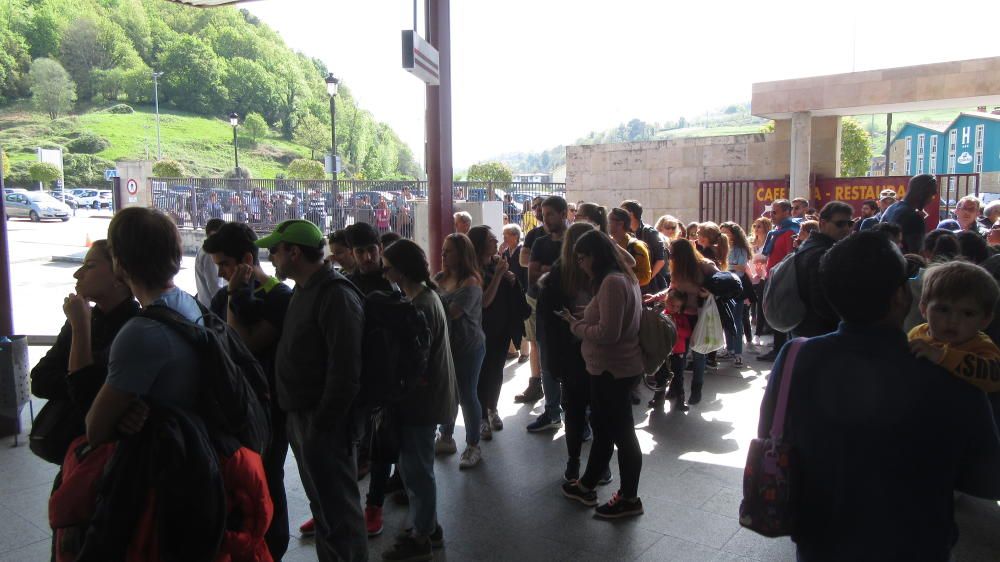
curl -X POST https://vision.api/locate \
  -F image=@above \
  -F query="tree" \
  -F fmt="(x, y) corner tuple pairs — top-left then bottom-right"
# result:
(287, 158), (324, 180)
(152, 159), (186, 178)
(30, 57), (76, 119)
(28, 162), (61, 183)
(158, 36), (226, 115)
(59, 19), (104, 100)
(841, 117), (874, 177)
(466, 161), (513, 184)
(294, 113), (329, 159)
(27, 6), (62, 59)
(0, 30), (31, 103)
(242, 112), (268, 145)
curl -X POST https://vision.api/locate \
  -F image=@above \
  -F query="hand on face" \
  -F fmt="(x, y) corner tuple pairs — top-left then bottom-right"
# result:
(228, 263), (253, 292)
(63, 293), (91, 328)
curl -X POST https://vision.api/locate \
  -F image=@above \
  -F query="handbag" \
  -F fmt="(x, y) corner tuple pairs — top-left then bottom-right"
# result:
(739, 338), (806, 537)
(29, 399), (85, 465)
(690, 297), (726, 354)
(368, 406), (401, 463)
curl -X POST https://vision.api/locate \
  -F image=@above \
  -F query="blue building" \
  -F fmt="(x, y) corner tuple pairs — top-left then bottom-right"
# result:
(888, 112), (1000, 178)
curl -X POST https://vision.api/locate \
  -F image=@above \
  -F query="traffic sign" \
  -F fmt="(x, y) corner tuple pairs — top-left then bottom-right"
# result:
(126, 179), (139, 195)
(104, 169), (118, 181)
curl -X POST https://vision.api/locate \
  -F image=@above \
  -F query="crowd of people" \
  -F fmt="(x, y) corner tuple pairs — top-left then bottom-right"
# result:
(26, 172), (1000, 561)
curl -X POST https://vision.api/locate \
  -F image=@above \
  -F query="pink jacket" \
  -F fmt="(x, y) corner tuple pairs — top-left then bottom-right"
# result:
(570, 272), (643, 378)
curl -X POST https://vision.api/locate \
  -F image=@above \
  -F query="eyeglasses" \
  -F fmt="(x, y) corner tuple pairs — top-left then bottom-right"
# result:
(664, 226), (677, 231)
(832, 219), (855, 228)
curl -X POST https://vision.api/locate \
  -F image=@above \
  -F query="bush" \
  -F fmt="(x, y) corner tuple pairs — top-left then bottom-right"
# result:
(105, 103), (134, 114)
(63, 153), (114, 186)
(28, 162), (61, 182)
(66, 133), (111, 154)
(152, 159), (186, 178)
(223, 166), (252, 179)
(287, 158), (325, 180)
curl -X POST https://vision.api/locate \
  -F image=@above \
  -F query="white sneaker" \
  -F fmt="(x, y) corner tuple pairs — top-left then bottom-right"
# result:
(434, 434), (457, 455)
(459, 445), (482, 469)
(488, 409), (504, 431)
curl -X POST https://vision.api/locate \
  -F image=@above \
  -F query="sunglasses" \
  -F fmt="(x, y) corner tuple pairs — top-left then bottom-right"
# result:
(833, 219), (855, 228)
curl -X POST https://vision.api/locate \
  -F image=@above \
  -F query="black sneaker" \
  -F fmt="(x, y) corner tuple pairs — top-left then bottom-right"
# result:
(526, 413), (562, 432)
(597, 468), (614, 486)
(564, 458), (580, 482)
(397, 524), (443, 549)
(382, 534), (432, 561)
(594, 492), (644, 519)
(561, 480), (598, 506)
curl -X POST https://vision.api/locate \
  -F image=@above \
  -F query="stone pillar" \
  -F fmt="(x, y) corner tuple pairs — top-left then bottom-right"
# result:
(790, 111), (812, 202)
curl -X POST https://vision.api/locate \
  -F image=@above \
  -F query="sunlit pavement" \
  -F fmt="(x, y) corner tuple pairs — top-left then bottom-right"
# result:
(2, 219), (998, 561)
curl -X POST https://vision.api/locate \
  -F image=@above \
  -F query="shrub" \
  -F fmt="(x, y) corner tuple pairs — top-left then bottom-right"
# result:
(66, 133), (111, 154)
(28, 162), (61, 182)
(106, 103), (134, 114)
(287, 158), (325, 180)
(63, 153), (114, 186)
(152, 159), (186, 178)
(223, 166), (252, 179)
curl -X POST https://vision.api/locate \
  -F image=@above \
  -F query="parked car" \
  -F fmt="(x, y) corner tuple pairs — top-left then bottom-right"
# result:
(70, 188), (111, 209)
(4, 191), (71, 222)
(3, 188), (28, 196)
(45, 190), (83, 209)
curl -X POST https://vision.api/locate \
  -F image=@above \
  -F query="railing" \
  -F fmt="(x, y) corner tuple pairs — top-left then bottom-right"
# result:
(149, 178), (566, 237)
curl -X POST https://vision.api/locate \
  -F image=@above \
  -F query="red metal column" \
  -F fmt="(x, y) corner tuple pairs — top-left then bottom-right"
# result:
(425, 0), (453, 272)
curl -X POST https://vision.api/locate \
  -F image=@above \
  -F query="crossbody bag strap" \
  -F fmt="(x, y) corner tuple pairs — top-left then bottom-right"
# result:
(769, 337), (807, 442)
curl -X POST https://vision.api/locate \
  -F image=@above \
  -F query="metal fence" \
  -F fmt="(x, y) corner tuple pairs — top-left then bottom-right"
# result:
(149, 178), (566, 238)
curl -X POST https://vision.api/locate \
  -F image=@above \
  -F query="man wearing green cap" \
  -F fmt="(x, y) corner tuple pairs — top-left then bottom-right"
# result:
(256, 219), (367, 562)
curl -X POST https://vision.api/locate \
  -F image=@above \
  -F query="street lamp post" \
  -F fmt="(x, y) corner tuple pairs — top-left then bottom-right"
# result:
(229, 112), (240, 176)
(325, 73), (339, 177)
(152, 71), (164, 160)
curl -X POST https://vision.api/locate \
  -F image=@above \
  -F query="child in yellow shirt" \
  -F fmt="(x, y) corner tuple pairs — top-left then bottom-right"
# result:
(908, 260), (1000, 392)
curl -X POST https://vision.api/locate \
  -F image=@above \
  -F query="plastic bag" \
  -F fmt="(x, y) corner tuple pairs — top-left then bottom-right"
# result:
(690, 298), (726, 354)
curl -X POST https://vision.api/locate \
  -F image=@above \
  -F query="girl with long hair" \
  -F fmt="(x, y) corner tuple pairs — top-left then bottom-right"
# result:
(558, 230), (645, 519)
(576, 202), (609, 233)
(647, 238), (720, 409)
(749, 217), (773, 344)
(608, 208), (653, 288)
(467, 225), (521, 441)
(433, 233), (487, 469)
(720, 222), (753, 366)
(537, 222), (611, 484)
(381, 239), (458, 557)
(697, 222), (730, 269)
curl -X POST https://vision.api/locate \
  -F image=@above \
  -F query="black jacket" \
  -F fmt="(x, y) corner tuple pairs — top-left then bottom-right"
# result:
(536, 262), (587, 382)
(77, 406), (226, 562)
(792, 233), (839, 338)
(481, 262), (526, 342)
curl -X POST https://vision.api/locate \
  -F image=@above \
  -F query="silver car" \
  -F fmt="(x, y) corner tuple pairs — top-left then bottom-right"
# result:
(4, 191), (71, 222)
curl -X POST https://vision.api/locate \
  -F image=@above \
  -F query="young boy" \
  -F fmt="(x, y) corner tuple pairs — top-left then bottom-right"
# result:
(649, 288), (692, 411)
(908, 261), (1000, 393)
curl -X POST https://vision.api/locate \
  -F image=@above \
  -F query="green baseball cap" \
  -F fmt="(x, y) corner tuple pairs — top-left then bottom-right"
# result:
(254, 219), (325, 249)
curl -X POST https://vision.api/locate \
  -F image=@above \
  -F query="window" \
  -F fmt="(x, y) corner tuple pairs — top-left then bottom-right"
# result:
(976, 124), (985, 150)
(917, 134), (925, 156)
(962, 126), (971, 145)
(904, 137), (912, 175)
(890, 162), (897, 172)
(948, 129), (958, 173)
(974, 124), (985, 173)
(929, 136), (938, 172)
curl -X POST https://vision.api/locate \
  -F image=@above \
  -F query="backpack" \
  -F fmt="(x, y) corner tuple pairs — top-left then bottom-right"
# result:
(704, 271), (743, 300)
(141, 304), (272, 456)
(762, 251), (806, 333)
(357, 289), (432, 409)
(638, 306), (678, 375)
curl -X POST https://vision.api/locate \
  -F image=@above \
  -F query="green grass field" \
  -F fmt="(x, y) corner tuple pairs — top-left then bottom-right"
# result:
(0, 101), (311, 178)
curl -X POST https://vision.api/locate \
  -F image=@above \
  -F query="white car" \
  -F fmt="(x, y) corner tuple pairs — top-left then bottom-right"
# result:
(70, 188), (112, 209)
(4, 191), (72, 222)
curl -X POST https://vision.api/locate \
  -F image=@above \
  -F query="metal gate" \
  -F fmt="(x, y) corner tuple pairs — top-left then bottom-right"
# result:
(698, 179), (788, 231)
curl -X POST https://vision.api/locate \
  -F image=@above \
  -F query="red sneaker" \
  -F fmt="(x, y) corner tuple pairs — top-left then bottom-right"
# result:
(365, 505), (384, 537)
(299, 518), (315, 537)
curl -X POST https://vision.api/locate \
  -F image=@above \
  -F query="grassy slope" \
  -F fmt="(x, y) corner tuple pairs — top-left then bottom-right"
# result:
(0, 102), (311, 178)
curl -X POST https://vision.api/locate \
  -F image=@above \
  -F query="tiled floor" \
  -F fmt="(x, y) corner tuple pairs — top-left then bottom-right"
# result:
(2, 351), (999, 561)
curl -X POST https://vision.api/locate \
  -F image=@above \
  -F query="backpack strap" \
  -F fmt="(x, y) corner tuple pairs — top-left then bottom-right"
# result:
(769, 337), (806, 443)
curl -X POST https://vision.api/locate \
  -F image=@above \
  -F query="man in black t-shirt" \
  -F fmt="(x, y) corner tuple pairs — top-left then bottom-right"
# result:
(514, 197), (547, 404)
(204, 222), (293, 560)
(524, 196), (567, 432)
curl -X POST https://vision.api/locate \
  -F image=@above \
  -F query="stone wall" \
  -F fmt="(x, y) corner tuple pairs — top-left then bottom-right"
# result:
(565, 116), (840, 223)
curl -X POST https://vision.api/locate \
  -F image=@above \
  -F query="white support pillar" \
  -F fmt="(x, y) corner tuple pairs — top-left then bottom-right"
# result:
(790, 111), (812, 202)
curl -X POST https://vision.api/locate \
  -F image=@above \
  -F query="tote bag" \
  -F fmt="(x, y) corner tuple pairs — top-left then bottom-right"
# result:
(690, 297), (726, 354)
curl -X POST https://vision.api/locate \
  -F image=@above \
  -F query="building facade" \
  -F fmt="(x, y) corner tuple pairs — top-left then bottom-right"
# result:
(889, 112), (1000, 191)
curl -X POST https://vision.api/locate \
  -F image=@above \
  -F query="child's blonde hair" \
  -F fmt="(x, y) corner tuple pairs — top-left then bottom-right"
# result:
(921, 260), (1000, 312)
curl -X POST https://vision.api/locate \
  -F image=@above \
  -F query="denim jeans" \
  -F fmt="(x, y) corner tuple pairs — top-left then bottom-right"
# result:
(440, 342), (486, 445)
(726, 299), (745, 355)
(286, 411), (367, 562)
(541, 368), (563, 420)
(397, 424), (438, 537)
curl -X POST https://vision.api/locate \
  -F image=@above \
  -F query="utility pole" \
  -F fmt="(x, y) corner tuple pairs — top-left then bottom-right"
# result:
(152, 71), (164, 160)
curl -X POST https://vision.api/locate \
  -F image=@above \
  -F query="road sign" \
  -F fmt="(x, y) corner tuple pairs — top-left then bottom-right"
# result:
(402, 30), (440, 86)
(126, 179), (139, 195)
(104, 169), (118, 181)
(325, 154), (342, 174)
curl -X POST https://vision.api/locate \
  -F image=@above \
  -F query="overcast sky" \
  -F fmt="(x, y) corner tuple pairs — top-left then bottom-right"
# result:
(246, 0), (1000, 169)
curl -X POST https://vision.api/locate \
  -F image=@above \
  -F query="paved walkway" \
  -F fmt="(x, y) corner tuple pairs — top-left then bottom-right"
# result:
(2, 349), (998, 561)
